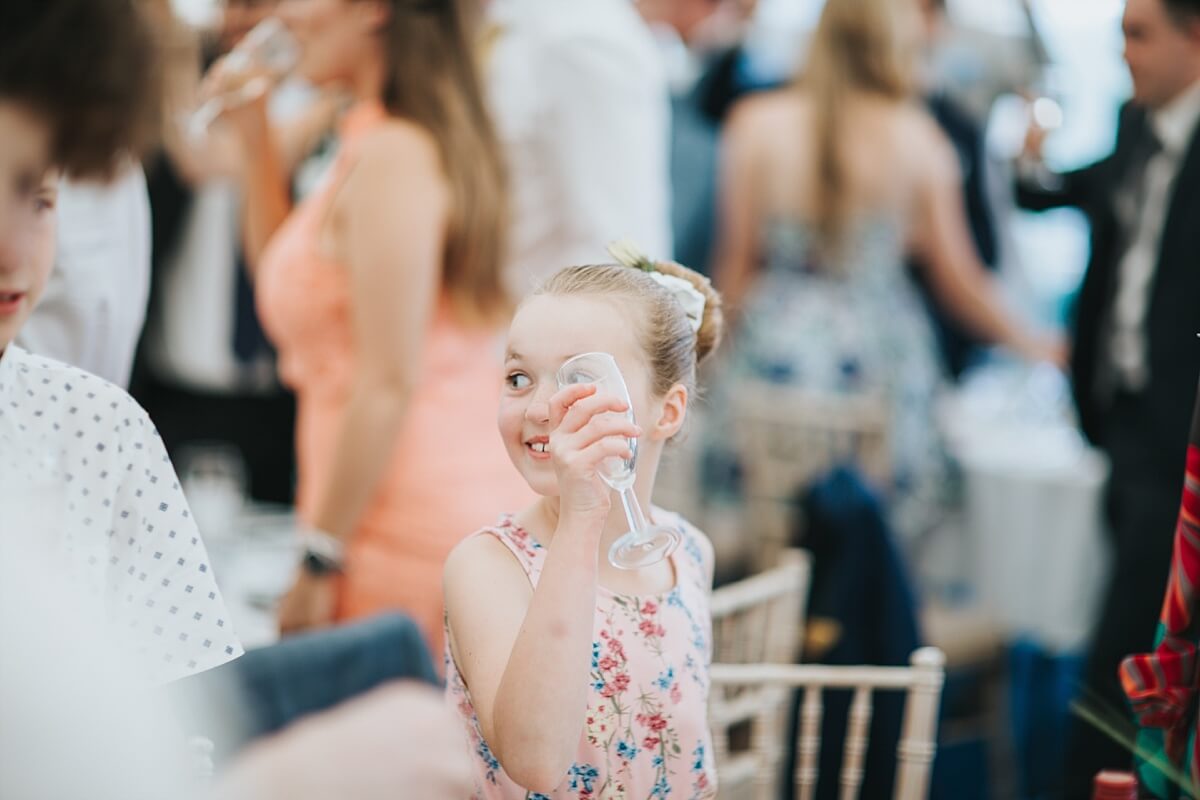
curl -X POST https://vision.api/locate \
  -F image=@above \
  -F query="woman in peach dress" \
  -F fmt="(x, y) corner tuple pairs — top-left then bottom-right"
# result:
(209, 0), (531, 653)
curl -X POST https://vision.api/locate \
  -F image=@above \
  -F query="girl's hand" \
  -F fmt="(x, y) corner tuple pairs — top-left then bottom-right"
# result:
(277, 569), (338, 635)
(548, 384), (640, 523)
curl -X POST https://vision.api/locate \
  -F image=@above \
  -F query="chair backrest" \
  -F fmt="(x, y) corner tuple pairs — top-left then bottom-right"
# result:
(708, 648), (946, 800)
(709, 549), (810, 800)
(711, 548), (810, 665)
(732, 382), (890, 570)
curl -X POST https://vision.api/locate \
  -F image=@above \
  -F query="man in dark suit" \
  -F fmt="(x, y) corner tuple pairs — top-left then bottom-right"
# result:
(1016, 0), (1200, 793)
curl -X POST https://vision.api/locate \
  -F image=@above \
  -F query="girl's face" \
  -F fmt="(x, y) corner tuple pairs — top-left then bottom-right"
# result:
(277, 0), (386, 87)
(499, 294), (676, 497)
(0, 103), (58, 352)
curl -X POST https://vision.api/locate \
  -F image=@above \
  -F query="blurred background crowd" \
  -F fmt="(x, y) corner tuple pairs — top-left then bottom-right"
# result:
(2, 0), (1199, 798)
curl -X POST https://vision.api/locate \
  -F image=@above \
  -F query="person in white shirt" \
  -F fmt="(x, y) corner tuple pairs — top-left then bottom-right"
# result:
(17, 165), (152, 388)
(0, 339), (244, 684)
(486, 0), (675, 294)
(0, 2), (243, 685)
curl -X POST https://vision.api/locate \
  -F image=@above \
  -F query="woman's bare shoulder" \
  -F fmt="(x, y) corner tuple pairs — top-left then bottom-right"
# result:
(726, 89), (807, 137)
(444, 525), (526, 587)
(893, 102), (957, 167)
(353, 117), (441, 168)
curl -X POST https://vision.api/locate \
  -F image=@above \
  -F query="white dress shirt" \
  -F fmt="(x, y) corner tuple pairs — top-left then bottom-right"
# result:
(487, 0), (674, 295)
(1110, 79), (1200, 390)
(17, 165), (151, 389)
(0, 345), (243, 685)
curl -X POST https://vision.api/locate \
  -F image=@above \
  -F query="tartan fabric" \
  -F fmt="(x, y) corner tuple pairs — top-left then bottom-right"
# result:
(1120, 378), (1200, 797)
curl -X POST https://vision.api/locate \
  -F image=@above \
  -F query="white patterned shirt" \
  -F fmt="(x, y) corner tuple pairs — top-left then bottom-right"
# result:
(0, 345), (243, 685)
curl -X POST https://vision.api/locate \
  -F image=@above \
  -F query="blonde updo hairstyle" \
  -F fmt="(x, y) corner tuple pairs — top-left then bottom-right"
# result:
(533, 253), (724, 400)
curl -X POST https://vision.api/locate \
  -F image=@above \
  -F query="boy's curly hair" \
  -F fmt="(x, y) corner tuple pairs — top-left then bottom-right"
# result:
(0, 0), (162, 179)
(1166, 0), (1200, 25)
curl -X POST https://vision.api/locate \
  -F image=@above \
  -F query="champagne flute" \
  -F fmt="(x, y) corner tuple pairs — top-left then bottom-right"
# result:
(556, 352), (680, 570)
(187, 17), (299, 140)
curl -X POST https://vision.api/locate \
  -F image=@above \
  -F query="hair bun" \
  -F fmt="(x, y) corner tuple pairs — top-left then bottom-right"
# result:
(649, 260), (724, 364)
(606, 240), (724, 363)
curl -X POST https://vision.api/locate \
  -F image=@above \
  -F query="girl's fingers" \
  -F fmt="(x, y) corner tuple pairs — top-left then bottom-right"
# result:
(555, 390), (631, 435)
(565, 414), (641, 452)
(570, 436), (636, 473)
(548, 383), (597, 431)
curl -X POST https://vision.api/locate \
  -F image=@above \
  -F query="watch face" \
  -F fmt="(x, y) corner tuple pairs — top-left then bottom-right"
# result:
(303, 551), (338, 575)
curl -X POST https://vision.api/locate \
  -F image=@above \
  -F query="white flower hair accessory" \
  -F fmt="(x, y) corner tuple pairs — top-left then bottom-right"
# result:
(607, 240), (706, 333)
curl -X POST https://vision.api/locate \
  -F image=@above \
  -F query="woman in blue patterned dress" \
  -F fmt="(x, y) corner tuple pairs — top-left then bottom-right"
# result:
(709, 0), (1062, 541)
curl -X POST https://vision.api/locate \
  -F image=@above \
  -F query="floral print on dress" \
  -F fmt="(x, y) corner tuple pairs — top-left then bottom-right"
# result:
(445, 513), (717, 799)
(689, 742), (712, 800)
(500, 514), (544, 561)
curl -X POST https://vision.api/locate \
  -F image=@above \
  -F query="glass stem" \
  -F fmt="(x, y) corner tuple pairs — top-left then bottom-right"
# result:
(618, 486), (649, 539)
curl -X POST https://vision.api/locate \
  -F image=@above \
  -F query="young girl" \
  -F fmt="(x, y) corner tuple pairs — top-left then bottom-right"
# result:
(443, 251), (724, 798)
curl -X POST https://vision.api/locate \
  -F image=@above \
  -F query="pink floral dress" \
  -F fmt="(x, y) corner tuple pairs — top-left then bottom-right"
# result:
(445, 512), (718, 799)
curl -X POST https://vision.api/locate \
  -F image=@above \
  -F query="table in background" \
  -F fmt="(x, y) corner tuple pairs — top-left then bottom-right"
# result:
(200, 504), (297, 649)
(939, 363), (1110, 653)
(937, 364), (1112, 795)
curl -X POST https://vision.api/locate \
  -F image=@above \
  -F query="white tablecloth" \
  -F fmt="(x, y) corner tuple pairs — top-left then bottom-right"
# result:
(939, 365), (1111, 653)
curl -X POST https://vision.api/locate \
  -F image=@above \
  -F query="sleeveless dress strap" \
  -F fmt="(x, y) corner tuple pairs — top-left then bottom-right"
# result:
(476, 515), (546, 587)
(300, 100), (389, 245)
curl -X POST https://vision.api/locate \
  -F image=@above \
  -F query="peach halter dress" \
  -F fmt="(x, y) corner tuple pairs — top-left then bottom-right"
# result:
(256, 101), (533, 653)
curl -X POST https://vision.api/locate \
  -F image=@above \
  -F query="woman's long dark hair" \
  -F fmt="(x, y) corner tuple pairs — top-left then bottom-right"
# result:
(374, 0), (509, 322)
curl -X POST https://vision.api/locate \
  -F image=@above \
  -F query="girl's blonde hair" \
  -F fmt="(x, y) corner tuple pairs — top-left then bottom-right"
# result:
(534, 260), (724, 398)
(802, 0), (920, 255)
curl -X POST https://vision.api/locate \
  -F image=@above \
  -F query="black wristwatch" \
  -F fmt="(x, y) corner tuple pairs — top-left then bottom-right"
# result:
(301, 548), (343, 576)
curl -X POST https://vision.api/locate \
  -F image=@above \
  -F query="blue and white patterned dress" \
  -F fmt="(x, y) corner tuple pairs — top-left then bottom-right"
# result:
(711, 217), (953, 542)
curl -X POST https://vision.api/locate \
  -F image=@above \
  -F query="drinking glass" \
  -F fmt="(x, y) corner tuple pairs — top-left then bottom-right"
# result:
(187, 17), (299, 139)
(556, 352), (680, 569)
(179, 443), (247, 541)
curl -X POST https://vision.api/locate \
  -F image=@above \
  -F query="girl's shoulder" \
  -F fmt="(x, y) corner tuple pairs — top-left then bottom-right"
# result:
(444, 514), (542, 589)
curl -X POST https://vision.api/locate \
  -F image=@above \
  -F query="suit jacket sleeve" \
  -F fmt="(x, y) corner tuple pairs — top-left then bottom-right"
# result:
(1014, 102), (1141, 213)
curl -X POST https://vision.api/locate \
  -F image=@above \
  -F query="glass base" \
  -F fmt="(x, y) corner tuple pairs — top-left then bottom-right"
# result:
(608, 525), (681, 570)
